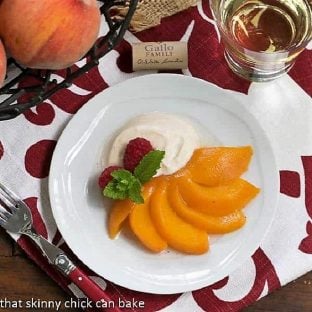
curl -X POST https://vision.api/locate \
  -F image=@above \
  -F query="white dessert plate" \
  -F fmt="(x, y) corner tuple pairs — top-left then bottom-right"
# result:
(49, 74), (279, 294)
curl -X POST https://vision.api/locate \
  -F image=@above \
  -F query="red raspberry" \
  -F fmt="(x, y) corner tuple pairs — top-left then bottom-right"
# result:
(98, 165), (121, 189)
(123, 137), (154, 172)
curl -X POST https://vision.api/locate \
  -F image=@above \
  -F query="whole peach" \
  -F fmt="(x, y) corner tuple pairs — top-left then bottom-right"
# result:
(0, 0), (101, 70)
(0, 40), (6, 86)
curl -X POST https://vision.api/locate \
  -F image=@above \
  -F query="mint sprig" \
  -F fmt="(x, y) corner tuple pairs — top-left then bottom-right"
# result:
(128, 179), (144, 204)
(103, 150), (165, 204)
(134, 150), (165, 183)
(103, 169), (143, 203)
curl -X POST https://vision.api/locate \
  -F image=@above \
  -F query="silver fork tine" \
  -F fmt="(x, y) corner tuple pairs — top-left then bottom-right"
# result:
(0, 182), (20, 200)
(0, 183), (19, 210)
(0, 210), (9, 221)
(0, 209), (11, 228)
(0, 216), (6, 227)
(0, 191), (16, 210)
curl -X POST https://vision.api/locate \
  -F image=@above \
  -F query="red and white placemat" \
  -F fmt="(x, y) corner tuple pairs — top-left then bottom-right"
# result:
(0, 1), (311, 311)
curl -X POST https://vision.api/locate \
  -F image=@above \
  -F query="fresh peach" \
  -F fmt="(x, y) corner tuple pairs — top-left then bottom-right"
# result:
(0, 40), (6, 86)
(0, 0), (101, 69)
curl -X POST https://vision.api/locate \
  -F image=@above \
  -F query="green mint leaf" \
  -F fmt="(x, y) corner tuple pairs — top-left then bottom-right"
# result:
(134, 150), (165, 184)
(116, 182), (129, 192)
(103, 181), (128, 200)
(111, 169), (134, 182)
(129, 180), (144, 204)
(112, 169), (139, 190)
(103, 169), (145, 203)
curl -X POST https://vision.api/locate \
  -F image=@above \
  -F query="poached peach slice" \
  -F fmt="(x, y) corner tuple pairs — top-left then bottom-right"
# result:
(150, 177), (208, 254)
(108, 199), (134, 239)
(168, 182), (246, 233)
(129, 179), (168, 253)
(177, 176), (260, 216)
(181, 146), (253, 186)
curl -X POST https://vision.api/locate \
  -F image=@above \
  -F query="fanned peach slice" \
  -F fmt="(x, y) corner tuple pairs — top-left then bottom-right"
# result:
(129, 179), (168, 253)
(177, 176), (260, 216)
(181, 146), (253, 186)
(150, 177), (208, 254)
(108, 199), (135, 239)
(168, 182), (246, 233)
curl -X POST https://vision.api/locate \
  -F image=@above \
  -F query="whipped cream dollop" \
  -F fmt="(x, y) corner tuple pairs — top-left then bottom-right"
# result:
(108, 112), (202, 175)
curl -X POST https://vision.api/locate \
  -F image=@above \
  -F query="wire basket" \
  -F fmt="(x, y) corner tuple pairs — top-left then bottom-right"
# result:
(0, 0), (138, 121)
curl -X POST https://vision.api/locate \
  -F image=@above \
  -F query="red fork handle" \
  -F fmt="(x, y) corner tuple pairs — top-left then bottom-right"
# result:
(68, 267), (121, 312)
(25, 233), (121, 311)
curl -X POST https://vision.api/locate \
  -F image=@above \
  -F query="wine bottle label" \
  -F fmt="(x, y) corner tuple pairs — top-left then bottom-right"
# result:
(132, 41), (188, 71)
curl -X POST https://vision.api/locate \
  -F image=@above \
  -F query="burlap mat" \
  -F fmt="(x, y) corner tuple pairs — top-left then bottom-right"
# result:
(110, 0), (198, 32)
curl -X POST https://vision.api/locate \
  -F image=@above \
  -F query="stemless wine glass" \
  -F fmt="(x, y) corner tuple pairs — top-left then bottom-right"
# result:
(210, 0), (312, 82)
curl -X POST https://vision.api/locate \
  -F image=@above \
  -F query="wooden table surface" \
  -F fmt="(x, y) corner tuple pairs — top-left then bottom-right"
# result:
(0, 228), (311, 312)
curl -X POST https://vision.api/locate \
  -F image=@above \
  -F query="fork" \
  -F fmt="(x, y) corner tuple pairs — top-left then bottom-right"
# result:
(0, 182), (121, 312)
